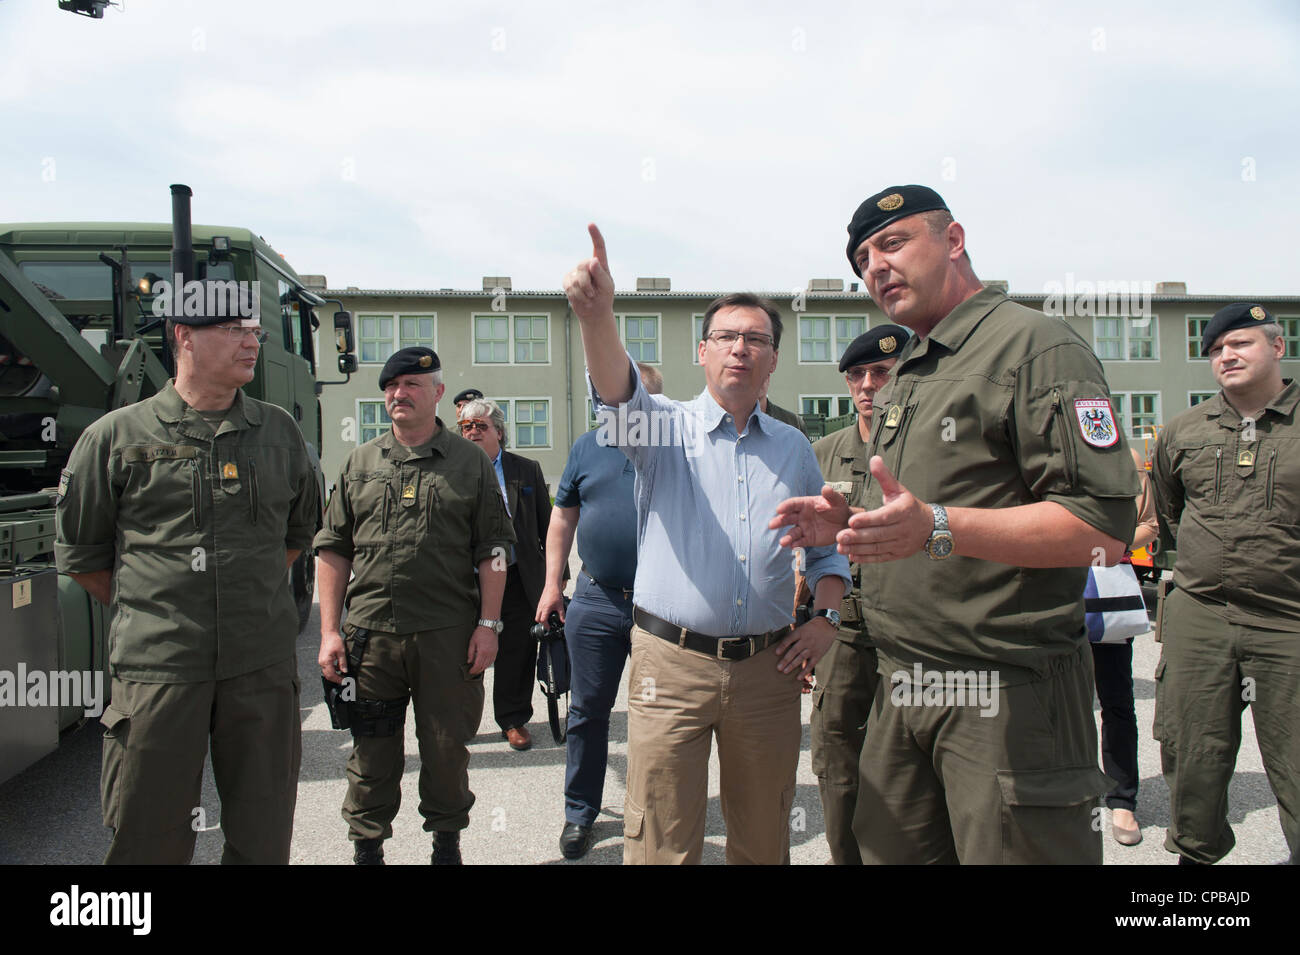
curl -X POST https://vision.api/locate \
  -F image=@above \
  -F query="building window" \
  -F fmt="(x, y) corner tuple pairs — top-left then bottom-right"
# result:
(399, 315), (435, 349)
(800, 317), (831, 362)
(358, 400), (391, 443)
(799, 395), (854, 418)
(514, 315), (549, 363)
(474, 315), (509, 363)
(1095, 317), (1157, 361)
(1113, 392), (1160, 439)
(622, 314), (660, 363)
(1186, 315), (1211, 360)
(490, 398), (552, 448)
(1189, 392), (1216, 407)
(1279, 316), (1300, 359)
(835, 317), (867, 360)
(692, 314), (705, 364)
(358, 315), (393, 364)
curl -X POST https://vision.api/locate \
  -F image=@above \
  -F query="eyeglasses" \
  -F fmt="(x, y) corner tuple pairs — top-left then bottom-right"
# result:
(705, 330), (774, 350)
(212, 324), (269, 343)
(845, 366), (893, 384)
(460, 421), (492, 434)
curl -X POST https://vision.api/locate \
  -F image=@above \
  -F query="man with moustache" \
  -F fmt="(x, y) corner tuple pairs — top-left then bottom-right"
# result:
(316, 347), (514, 864)
(771, 185), (1138, 864)
(808, 324), (908, 864)
(564, 225), (850, 865)
(1151, 303), (1299, 865)
(56, 311), (318, 864)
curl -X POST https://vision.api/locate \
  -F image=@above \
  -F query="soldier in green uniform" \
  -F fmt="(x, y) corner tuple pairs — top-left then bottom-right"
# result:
(1150, 303), (1299, 865)
(773, 185), (1138, 864)
(315, 347), (515, 865)
(55, 313), (319, 865)
(809, 324), (908, 865)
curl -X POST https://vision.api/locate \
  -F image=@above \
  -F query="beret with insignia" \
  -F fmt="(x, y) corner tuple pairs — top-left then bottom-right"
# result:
(452, 388), (484, 405)
(1200, 302), (1274, 356)
(846, 185), (950, 277)
(378, 346), (441, 390)
(838, 323), (912, 372)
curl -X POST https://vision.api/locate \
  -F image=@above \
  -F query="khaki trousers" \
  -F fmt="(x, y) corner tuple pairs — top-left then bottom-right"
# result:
(342, 625), (484, 840)
(624, 626), (802, 865)
(810, 638), (879, 865)
(100, 656), (301, 865)
(853, 642), (1111, 864)
(1154, 588), (1300, 864)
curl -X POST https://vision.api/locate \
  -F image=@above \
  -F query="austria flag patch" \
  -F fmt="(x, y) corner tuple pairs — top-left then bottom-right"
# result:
(1074, 398), (1119, 448)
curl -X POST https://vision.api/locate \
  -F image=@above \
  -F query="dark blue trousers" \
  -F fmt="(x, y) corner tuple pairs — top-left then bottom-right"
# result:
(563, 573), (633, 827)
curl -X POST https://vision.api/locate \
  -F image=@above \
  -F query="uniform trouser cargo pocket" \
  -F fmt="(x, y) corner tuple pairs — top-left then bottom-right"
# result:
(99, 703), (131, 830)
(996, 766), (1111, 865)
(623, 796), (646, 866)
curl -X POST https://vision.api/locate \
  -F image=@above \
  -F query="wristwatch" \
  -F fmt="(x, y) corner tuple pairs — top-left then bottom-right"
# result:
(924, 504), (954, 560)
(477, 618), (505, 634)
(810, 608), (841, 628)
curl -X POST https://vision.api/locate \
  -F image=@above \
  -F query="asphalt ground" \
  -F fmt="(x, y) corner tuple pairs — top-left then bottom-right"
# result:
(0, 573), (1289, 866)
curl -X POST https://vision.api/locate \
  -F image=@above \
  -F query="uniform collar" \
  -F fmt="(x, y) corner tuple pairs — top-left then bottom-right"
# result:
(153, 380), (261, 433)
(1200, 379), (1298, 423)
(911, 286), (1007, 357)
(380, 418), (453, 462)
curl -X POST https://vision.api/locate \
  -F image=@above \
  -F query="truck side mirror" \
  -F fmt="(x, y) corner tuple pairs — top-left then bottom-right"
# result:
(334, 310), (355, 354)
(338, 353), (358, 374)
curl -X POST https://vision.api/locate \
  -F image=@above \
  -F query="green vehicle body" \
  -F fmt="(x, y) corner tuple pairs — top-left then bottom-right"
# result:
(0, 198), (354, 784)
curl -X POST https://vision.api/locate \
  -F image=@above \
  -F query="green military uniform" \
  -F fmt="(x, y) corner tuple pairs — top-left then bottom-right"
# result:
(314, 424), (514, 842)
(1150, 380), (1300, 864)
(55, 381), (318, 864)
(852, 287), (1139, 864)
(811, 423), (879, 865)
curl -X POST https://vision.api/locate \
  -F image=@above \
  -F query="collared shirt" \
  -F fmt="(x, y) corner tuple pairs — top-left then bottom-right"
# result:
(1151, 379), (1300, 630)
(859, 287), (1139, 682)
(314, 422), (515, 634)
(492, 449), (511, 517)
(591, 357), (850, 636)
(55, 381), (318, 683)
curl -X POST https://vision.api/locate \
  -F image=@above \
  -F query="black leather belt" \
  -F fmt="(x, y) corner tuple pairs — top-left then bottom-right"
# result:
(633, 606), (792, 662)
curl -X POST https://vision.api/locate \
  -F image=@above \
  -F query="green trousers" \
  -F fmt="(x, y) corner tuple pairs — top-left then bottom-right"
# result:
(1154, 588), (1300, 864)
(811, 638), (878, 865)
(99, 656), (301, 864)
(852, 641), (1112, 864)
(342, 625), (485, 841)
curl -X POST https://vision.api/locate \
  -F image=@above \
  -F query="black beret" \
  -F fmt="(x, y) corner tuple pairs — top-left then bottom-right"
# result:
(452, 388), (484, 405)
(846, 185), (950, 277)
(1201, 302), (1274, 356)
(378, 346), (440, 390)
(838, 324), (911, 372)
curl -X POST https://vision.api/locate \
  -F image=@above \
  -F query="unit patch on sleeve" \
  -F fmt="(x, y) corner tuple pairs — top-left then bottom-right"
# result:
(1074, 398), (1119, 448)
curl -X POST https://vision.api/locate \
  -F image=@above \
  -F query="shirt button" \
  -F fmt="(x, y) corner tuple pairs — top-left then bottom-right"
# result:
(739, 514), (747, 521)
(739, 555), (747, 562)
(737, 476), (744, 482)
(725, 415), (732, 422)
(736, 598), (743, 606)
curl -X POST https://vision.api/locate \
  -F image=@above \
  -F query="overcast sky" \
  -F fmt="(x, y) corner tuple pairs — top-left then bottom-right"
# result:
(3, 0), (1297, 296)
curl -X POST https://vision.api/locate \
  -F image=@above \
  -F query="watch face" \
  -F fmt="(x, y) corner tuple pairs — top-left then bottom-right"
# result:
(827, 610), (841, 627)
(928, 534), (954, 559)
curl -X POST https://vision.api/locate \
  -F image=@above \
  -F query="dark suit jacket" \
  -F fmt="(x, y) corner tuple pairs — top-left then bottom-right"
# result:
(500, 450), (556, 608)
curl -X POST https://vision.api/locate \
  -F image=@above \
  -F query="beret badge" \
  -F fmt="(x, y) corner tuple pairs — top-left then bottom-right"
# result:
(879, 335), (897, 354)
(1250, 306), (1266, 321)
(877, 193), (904, 212)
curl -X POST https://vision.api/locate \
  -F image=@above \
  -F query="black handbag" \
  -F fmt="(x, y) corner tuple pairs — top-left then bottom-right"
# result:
(533, 608), (570, 743)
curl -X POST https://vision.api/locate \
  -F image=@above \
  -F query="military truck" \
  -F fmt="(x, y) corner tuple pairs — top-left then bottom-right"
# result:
(0, 185), (357, 784)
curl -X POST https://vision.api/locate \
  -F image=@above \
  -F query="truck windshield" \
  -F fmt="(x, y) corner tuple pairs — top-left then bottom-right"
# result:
(19, 260), (235, 300)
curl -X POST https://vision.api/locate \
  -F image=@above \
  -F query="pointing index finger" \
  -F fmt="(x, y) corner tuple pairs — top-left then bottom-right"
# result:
(588, 223), (609, 271)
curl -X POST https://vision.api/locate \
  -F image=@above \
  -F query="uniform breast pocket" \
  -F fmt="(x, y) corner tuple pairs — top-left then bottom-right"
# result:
(346, 471), (394, 543)
(1173, 439), (1227, 508)
(243, 449), (296, 527)
(121, 445), (205, 541)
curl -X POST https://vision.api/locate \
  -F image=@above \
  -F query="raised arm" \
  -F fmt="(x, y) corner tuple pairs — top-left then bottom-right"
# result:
(564, 224), (632, 405)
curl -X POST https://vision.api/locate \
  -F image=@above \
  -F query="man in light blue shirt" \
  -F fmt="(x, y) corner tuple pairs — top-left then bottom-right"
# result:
(564, 225), (850, 864)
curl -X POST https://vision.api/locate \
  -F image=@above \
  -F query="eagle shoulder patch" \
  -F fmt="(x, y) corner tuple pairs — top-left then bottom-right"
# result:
(1074, 398), (1119, 448)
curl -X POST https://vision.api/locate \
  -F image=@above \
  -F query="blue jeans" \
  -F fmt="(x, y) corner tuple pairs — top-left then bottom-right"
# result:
(563, 573), (633, 827)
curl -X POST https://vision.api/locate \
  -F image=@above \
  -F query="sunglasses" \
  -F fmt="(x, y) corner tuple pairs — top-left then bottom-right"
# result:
(460, 421), (492, 434)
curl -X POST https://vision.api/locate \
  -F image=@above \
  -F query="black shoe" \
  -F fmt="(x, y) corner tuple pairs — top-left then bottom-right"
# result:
(1177, 854), (1208, 865)
(432, 830), (463, 865)
(559, 822), (594, 860)
(353, 838), (385, 865)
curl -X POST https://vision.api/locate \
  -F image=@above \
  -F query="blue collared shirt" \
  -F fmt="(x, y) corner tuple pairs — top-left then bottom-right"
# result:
(590, 356), (850, 636)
